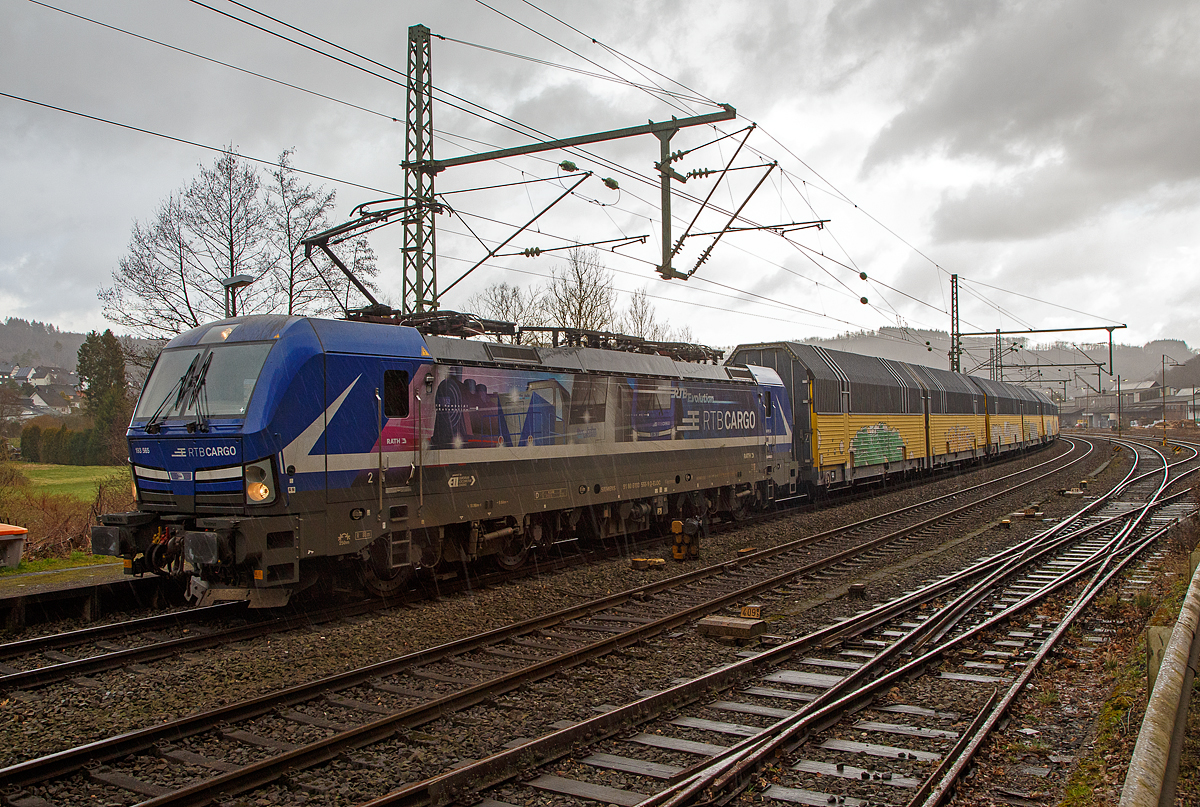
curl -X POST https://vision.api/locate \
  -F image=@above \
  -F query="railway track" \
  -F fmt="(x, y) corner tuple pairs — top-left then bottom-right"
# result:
(322, 441), (1192, 807)
(332, 438), (1192, 807)
(0, 441), (1083, 697)
(0, 437), (1118, 806)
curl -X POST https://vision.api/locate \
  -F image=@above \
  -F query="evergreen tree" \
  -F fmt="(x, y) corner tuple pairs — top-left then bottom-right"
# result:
(90, 388), (133, 466)
(77, 330), (127, 416)
(41, 426), (63, 464)
(20, 423), (41, 462)
(86, 427), (105, 466)
(68, 430), (90, 466)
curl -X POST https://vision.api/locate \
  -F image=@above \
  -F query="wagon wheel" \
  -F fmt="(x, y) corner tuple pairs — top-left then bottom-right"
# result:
(359, 534), (414, 598)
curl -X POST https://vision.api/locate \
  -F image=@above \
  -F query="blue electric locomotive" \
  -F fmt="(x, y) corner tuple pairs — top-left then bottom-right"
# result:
(93, 315), (793, 606)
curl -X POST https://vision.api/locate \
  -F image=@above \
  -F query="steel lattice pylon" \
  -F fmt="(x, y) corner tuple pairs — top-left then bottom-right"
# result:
(403, 24), (437, 314)
(950, 273), (961, 372)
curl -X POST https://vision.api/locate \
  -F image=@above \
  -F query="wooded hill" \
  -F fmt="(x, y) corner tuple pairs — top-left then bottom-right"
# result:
(804, 328), (1199, 388)
(5, 315), (1199, 392)
(0, 319), (87, 371)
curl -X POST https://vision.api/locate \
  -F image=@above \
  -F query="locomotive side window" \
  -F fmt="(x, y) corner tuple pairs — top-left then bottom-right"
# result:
(765, 390), (773, 416)
(383, 370), (410, 418)
(569, 374), (609, 425)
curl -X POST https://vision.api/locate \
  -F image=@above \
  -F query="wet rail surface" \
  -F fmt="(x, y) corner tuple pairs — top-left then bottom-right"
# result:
(0, 442), (1083, 695)
(0, 437), (1128, 807)
(413, 438), (1190, 807)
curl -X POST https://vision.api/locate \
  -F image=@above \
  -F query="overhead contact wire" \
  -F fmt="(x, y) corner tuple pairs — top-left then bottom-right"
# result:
(163, 2), (911, 332)
(0, 91), (397, 196)
(468, 0), (703, 116)
(518, 0), (719, 106)
(434, 36), (710, 104)
(27, 0), (404, 124)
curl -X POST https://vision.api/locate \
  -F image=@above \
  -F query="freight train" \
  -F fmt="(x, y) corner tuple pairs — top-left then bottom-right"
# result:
(92, 314), (1058, 607)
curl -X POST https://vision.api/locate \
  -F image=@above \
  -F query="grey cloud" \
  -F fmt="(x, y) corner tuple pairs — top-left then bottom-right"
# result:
(818, 0), (1005, 95)
(826, 0), (1004, 52)
(860, 1), (1144, 166)
(851, 0), (1200, 241)
(2, 0), (1193, 349)
(933, 165), (1200, 243)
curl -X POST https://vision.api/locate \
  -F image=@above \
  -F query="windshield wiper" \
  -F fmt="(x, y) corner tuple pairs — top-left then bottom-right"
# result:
(186, 353), (214, 433)
(145, 354), (201, 435)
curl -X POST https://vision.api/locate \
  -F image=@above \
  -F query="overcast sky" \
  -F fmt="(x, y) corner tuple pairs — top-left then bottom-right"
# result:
(2, 0), (1197, 361)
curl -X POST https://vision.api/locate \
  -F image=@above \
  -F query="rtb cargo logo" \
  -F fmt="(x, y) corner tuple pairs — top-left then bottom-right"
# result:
(171, 445), (238, 459)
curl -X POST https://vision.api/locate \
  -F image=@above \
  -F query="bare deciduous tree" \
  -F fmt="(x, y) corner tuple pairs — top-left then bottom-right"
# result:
(117, 335), (162, 391)
(183, 148), (271, 315)
(463, 251), (701, 346)
(101, 148), (269, 336)
(266, 149), (337, 316)
(316, 235), (381, 317)
(100, 193), (208, 339)
(619, 287), (672, 341)
(102, 148), (378, 339)
(466, 281), (546, 341)
(544, 248), (617, 332)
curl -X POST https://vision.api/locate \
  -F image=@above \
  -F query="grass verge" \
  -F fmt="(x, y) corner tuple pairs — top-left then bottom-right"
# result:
(0, 550), (122, 576)
(0, 463), (134, 560)
(20, 463), (130, 502)
(1058, 522), (1197, 807)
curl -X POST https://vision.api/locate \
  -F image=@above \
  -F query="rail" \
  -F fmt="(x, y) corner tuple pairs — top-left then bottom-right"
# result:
(353, 440), (1179, 807)
(1121, 546), (1200, 807)
(0, 439), (1093, 802)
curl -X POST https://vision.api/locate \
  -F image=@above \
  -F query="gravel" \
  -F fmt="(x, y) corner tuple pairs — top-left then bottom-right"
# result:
(0, 441), (1127, 807)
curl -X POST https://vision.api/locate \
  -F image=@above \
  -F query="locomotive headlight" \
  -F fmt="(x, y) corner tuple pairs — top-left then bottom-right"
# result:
(244, 459), (276, 504)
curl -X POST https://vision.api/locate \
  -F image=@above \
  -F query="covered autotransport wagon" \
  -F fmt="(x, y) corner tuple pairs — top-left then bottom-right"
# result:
(967, 376), (1046, 453)
(727, 342), (930, 488)
(904, 362), (987, 466)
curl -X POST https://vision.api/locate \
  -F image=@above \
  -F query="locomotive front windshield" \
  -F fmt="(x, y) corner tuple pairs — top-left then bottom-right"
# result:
(133, 342), (275, 420)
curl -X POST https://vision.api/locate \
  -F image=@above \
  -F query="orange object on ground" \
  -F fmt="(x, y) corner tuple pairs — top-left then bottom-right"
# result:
(0, 523), (27, 568)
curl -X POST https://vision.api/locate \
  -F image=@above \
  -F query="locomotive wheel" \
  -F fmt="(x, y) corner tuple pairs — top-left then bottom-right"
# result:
(730, 487), (753, 521)
(412, 527), (443, 569)
(494, 533), (531, 571)
(359, 534), (413, 597)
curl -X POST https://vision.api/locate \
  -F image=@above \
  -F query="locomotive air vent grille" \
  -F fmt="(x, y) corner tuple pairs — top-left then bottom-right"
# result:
(725, 367), (755, 381)
(485, 344), (540, 363)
